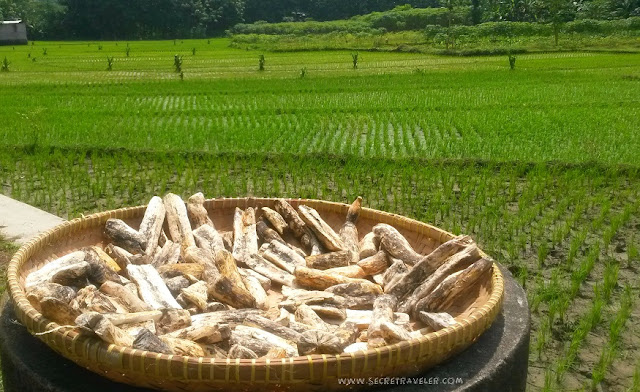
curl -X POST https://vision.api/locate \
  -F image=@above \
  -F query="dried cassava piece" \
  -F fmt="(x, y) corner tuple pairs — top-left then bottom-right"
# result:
(26, 283), (76, 311)
(295, 304), (329, 330)
(379, 321), (412, 344)
(230, 325), (298, 357)
(88, 246), (121, 273)
(166, 324), (231, 344)
(213, 249), (250, 296)
(306, 303), (345, 320)
(104, 219), (146, 255)
(191, 309), (264, 329)
(274, 199), (306, 238)
(274, 199), (322, 255)
(163, 193), (196, 251)
(238, 268), (271, 291)
(418, 312), (458, 331)
(339, 196), (362, 264)
(323, 264), (367, 279)
(76, 312), (134, 347)
(241, 273), (269, 310)
(180, 281), (209, 311)
(298, 205), (345, 252)
(263, 347), (288, 359)
(260, 207), (288, 236)
(157, 263), (204, 280)
(152, 240), (181, 268)
(382, 258), (409, 289)
(256, 218), (286, 245)
(294, 266), (381, 292)
(398, 245), (481, 314)
(104, 310), (163, 326)
(157, 309), (191, 334)
(126, 264), (182, 310)
(305, 250), (352, 270)
(245, 254), (295, 287)
(274, 308), (291, 326)
(73, 285), (120, 313)
(165, 275), (190, 296)
(344, 309), (410, 330)
(84, 248), (122, 286)
(232, 207), (259, 264)
(186, 192), (213, 229)
(357, 250), (389, 276)
(359, 231), (380, 261)
(202, 249), (256, 309)
(243, 314), (302, 343)
(183, 246), (216, 270)
(193, 224), (225, 254)
(280, 287), (345, 309)
(139, 196), (166, 257)
(160, 336), (205, 357)
(415, 258), (493, 314)
(343, 342), (369, 353)
(133, 328), (172, 354)
(373, 224), (423, 266)
(25, 251), (88, 290)
(367, 295), (398, 348)
(228, 344), (259, 359)
(325, 282), (378, 309)
(260, 241), (305, 274)
(385, 235), (473, 301)
(105, 244), (133, 269)
(41, 297), (81, 325)
(298, 330), (343, 355)
(99, 281), (151, 312)
(334, 321), (360, 347)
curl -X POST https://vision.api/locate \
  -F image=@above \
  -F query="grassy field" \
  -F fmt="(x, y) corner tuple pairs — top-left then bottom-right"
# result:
(0, 39), (639, 391)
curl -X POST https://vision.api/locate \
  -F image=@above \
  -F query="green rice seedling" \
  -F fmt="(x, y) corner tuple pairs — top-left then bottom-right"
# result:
(192, 47), (196, 55)
(106, 56), (114, 71)
(1, 57), (10, 72)
(628, 236), (638, 268)
(509, 55), (516, 70)
(351, 52), (358, 69)
(174, 55), (183, 72)
(300, 67), (307, 78)
(258, 54), (265, 71)
(42, 48), (47, 55)
(98, 45), (103, 50)
(126, 47), (130, 57)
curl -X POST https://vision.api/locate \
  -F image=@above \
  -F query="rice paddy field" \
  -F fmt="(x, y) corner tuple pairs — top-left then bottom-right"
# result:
(1, 38), (639, 391)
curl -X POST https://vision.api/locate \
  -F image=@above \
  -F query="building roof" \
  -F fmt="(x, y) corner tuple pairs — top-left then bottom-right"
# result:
(1, 20), (23, 25)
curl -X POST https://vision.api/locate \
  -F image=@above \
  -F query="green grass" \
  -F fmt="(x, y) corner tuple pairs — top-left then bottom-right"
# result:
(0, 38), (639, 391)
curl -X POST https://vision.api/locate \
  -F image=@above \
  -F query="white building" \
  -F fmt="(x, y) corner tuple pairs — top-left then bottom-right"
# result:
(0, 20), (28, 45)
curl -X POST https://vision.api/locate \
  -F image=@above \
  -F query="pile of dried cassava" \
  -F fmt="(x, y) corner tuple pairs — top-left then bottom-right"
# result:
(25, 194), (492, 359)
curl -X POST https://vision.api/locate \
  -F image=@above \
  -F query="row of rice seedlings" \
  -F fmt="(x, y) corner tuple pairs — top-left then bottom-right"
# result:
(590, 285), (634, 390)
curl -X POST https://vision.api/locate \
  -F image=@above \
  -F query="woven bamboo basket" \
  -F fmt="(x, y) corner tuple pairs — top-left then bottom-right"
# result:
(7, 197), (504, 391)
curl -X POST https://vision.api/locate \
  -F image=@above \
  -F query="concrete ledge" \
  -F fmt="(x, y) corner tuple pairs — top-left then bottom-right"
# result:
(0, 195), (65, 244)
(0, 264), (529, 391)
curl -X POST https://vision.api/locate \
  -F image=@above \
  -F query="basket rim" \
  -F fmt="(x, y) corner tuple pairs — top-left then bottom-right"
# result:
(7, 197), (504, 369)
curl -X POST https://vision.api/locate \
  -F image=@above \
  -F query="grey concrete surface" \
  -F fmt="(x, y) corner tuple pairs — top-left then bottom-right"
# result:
(0, 195), (65, 244)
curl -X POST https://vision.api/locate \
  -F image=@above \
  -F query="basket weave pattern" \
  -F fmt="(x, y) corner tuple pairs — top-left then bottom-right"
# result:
(8, 198), (504, 391)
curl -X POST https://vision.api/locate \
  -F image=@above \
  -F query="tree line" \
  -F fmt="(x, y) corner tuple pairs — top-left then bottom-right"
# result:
(1, 0), (638, 40)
